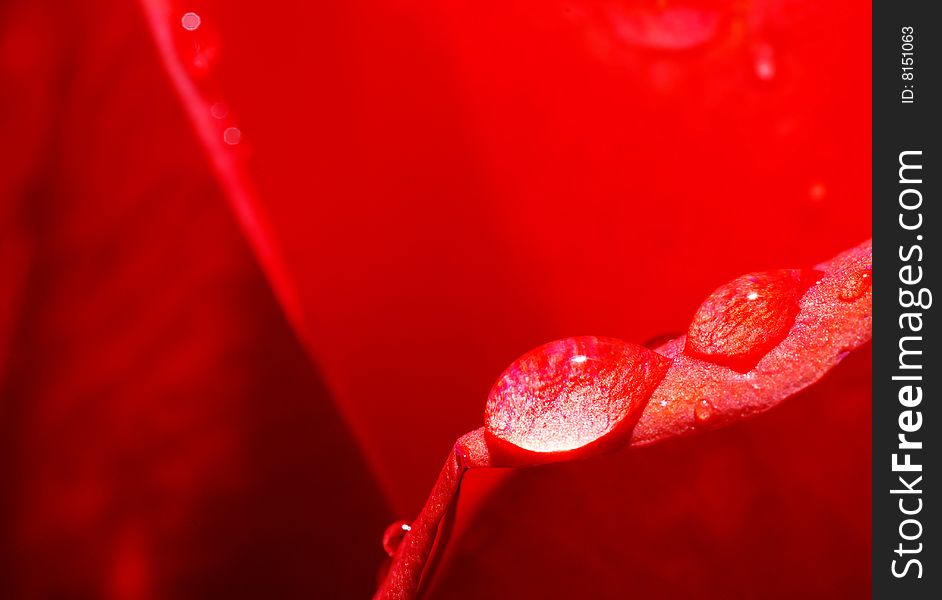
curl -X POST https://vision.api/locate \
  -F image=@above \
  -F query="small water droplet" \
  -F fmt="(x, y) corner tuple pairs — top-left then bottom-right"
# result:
(210, 102), (229, 119)
(611, 5), (720, 51)
(693, 398), (715, 426)
(809, 182), (827, 202)
(223, 126), (242, 145)
(838, 268), (872, 302)
(753, 44), (776, 82)
(643, 331), (683, 349)
(455, 444), (471, 468)
(382, 520), (411, 556)
(189, 45), (221, 76)
(181, 12), (201, 31)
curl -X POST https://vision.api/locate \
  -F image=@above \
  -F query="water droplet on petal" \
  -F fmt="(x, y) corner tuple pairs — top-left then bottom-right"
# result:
(809, 182), (827, 202)
(382, 520), (411, 556)
(484, 336), (671, 459)
(223, 126), (242, 145)
(210, 102), (229, 119)
(693, 398), (716, 426)
(611, 5), (720, 51)
(838, 267), (872, 302)
(189, 44), (220, 77)
(686, 269), (821, 372)
(181, 12), (201, 31)
(455, 445), (470, 469)
(753, 44), (776, 82)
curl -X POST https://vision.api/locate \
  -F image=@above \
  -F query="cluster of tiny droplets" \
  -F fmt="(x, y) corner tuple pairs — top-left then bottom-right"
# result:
(179, 11), (242, 146)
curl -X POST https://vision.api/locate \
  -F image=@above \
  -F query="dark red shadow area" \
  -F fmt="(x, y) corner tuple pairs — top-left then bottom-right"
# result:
(0, 1), (387, 597)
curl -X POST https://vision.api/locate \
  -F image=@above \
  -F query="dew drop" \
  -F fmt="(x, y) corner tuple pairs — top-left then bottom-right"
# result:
(643, 331), (683, 349)
(210, 102), (229, 120)
(382, 520), (411, 557)
(611, 5), (720, 51)
(686, 269), (820, 372)
(484, 336), (671, 457)
(189, 44), (220, 77)
(753, 44), (776, 82)
(223, 126), (242, 145)
(181, 12), (201, 31)
(838, 267), (872, 302)
(693, 398), (716, 426)
(809, 182), (827, 202)
(455, 444), (470, 469)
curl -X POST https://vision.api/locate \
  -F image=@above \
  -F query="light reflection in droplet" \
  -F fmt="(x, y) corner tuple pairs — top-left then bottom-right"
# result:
(754, 44), (776, 81)
(223, 127), (242, 145)
(571, 355), (588, 364)
(837, 268), (872, 302)
(693, 398), (716, 426)
(181, 12), (201, 31)
(381, 520), (412, 557)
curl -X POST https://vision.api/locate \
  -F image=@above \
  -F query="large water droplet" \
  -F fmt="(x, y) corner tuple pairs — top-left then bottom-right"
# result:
(382, 520), (411, 557)
(181, 12), (201, 31)
(484, 336), (671, 459)
(838, 267), (872, 302)
(685, 269), (820, 372)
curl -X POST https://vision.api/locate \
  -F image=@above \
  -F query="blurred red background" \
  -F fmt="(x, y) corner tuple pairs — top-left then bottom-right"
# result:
(1, 1), (870, 598)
